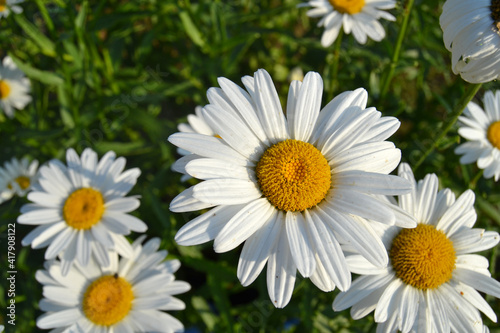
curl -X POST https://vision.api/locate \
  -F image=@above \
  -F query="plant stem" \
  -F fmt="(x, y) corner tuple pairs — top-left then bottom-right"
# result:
(379, 0), (416, 101)
(328, 29), (343, 100)
(413, 83), (482, 171)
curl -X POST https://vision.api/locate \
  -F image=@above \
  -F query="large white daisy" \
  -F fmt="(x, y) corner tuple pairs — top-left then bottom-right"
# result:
(169, 69), (416, 308)
(333, 163), (500, 333)
(0, 156), (38, 204)
(17, 148), (147, 275)
(36, 236), (191, 332)
(173, 105), (218, 182)
(455, 89), (500, 181)
(0, 0), (24, 20)
(440, 0), (500, 83)
(0, 55), (31, 118)
(298, 0), (396, 47)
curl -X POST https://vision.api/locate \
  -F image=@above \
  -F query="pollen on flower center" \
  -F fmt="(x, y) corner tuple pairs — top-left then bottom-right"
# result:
(487, 121), (500, 149)
(491, 0), (500, 30)
(14, 176), (30, 190)
(389, 223), (456, 290)
(82, 275), (134, 326)
(63, 188), (105, 230)
(256, 139), (331, 212)
(329, 0), (365, 15)
(0, 80), (11, 99)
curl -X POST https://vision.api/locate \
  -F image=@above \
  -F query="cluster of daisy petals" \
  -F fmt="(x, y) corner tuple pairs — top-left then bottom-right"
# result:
(2, 0), (500, 332)
(168, 68), (500, 332)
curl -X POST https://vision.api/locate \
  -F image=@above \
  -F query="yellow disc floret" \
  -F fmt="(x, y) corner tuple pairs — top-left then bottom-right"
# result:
(0, 80), (11, 99)
(256, 139), (331, 212)
(487, 121), (500, 149)
(14, 176), (30, 190)
(0, 0), (6, 13)
(329, 0), (365, 15)
(63, 188), (105, 230)
(82, 275), (134, 326)
(390, 223), (456, 290)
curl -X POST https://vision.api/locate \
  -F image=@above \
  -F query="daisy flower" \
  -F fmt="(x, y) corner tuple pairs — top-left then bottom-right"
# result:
(455, 89), (500, 181)
(298, 0), (396, 47)
(18, 148), (147, 275)
(0, 0), (24, 20)
(440, 0), (500, 83)
(173, 106), (218, 182)
(333, 163), (500, 333)
(169, 69), (415, 308)
(36, 236), (191, 332)
(0, 156), (38, 204)
(0, 55), (31, 118)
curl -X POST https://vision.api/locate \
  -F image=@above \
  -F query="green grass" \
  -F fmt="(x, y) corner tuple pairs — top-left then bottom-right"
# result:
(0, 0), (499, 332)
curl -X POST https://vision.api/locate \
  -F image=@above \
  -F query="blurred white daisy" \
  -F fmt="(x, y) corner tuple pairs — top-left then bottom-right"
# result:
(0, 0), (24, 19)
(333, 163), (500, 333)
(440, 0), (500, 83)
(0, 55), (31, 118)
(173, 105), (218, 182)
(0, 156), (38, 204)
(169, 69), (415, 308)
(455, 90), (500, 181)
(36, 236), (191, 332)
(18, 148), (147, 276)
(298, 0), (396, 47)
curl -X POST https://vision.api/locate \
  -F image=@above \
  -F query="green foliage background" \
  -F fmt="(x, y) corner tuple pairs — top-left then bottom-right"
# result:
(0, 0), (499, 332)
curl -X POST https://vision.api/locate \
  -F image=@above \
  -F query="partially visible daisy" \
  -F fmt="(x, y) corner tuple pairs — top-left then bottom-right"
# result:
(298, 0), (396, 47)
(169, 69), (415, 308)
(440, 0), (500, 83)
(0, 156), (38, 204)
(18, 148), (147, 275)
(0, 55), (31, 118)
(455, 90), (500, 181)
(173, 106), (218, 182)
(333, 163), (500, 333)
(0, 0), (24, 20)
(36, 236), (191, 332)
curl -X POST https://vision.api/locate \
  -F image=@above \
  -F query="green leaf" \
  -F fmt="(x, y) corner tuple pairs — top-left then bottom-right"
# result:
(191, 296), (217, 331)
(8, 54), (64, 86)
(179, 11), (206, 49)
(13, 14), (56, 57)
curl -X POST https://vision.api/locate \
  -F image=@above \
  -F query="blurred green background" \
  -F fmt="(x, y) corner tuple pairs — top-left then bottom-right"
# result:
(0, 0), (499, 332)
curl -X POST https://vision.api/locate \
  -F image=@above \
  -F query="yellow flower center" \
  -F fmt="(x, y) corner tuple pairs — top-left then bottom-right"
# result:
(390, 223), (456, 290)
(491, 0), (500, 30)
(487, 121), (500, 149)
(329, 0), (365, 15)
(0, 80), (11, 100)
(0, 0), (6, 12)
(13, 176), (30, 190)
(82, 275), (134, 326)
(256, 139), (331, 212)
(63, 188), (105, 230)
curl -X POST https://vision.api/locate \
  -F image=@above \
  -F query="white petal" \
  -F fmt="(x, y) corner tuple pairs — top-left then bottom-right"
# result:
(193, 179), (262, 206)
(214, 198), (274, 253)
(267, 218), (297, 308)
(37, 308), (82, 329)
(285, 211), (316, 278)
(238, 211), (280, 286)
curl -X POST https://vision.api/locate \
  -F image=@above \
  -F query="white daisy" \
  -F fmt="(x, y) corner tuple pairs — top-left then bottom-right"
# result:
(0, 55), (31, 118)
(36, 236), (191, 332)
(0, 0), (24, 20)
(17, 148), (147, 276)
(298, 0), (396, 47)
(333, 163), (500, 333)
(169, 69), (416, 308)
(440, 0), (500, 83)
(455, 89), (500, 181)
(0, 156), (38, 204)
(173, 106), (218, 182)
